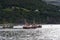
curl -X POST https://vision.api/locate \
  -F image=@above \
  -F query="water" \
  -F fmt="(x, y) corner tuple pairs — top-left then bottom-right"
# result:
(0, 28), (60, 40)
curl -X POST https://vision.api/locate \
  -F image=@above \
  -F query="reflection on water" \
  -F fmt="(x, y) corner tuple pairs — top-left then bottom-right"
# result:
(0, 28), (59, 40)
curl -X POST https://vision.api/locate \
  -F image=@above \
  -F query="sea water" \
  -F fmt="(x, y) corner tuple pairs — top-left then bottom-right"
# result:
(0, 28), (59, 40)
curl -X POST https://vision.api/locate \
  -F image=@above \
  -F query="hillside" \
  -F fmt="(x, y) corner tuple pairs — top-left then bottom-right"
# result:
(0, 0), (60, 24)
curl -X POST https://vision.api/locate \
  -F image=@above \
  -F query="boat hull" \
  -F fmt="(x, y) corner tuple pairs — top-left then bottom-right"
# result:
(23, 26), (42, 29)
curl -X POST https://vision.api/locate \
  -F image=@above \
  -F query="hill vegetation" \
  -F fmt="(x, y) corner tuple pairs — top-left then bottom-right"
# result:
(0, 0), (60, 24)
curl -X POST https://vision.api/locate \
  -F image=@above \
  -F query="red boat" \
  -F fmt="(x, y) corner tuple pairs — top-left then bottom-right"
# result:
(23, 24), (42, 29)
(23, 19), (42, 29)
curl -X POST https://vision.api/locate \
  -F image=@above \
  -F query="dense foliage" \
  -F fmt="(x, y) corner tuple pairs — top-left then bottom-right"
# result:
(0, 0), (60, 24)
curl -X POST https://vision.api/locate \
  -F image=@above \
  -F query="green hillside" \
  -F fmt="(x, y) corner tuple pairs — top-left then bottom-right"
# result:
(0, 0), (60, 24)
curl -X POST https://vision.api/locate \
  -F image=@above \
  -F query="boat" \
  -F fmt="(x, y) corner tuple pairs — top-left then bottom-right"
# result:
(23, 24), (42, 29)
(23, 19), (42, 29)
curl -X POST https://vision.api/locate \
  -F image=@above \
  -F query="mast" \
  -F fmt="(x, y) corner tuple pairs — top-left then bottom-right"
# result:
(24, 19), (29, 27)
(32, 18), (36, 27)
